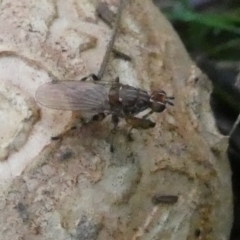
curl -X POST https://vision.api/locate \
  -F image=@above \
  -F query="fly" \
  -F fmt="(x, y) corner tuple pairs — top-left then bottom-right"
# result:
(35, 75), (174, 136)
(35, 0), (174, 137)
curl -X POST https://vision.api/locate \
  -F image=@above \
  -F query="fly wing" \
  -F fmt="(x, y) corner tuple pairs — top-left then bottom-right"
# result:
(35, 81), (110, 113)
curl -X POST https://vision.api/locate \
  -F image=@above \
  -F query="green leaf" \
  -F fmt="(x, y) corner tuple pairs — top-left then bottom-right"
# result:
(166, 6), (240, 34)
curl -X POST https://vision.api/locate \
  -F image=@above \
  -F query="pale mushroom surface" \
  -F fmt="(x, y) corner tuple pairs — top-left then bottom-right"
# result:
(0, 0), (232, 240)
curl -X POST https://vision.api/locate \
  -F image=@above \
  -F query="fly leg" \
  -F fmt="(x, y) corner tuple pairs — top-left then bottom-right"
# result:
(91, 112), (106, 122)
(51, 113), (106, 141)
(111, 114), (120, 132)
(125, 114), (156, 141)
(126, 126), (134, 141)
(80, 74), (100, 82)
(51, 117), (85, 141)
(114, 77), (120, 83)
(142, 110), (153, 119)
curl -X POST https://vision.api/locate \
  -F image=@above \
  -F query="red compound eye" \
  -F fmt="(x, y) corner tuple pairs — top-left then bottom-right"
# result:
(149, 90), (174, 113)
(151, 90), (166, 103)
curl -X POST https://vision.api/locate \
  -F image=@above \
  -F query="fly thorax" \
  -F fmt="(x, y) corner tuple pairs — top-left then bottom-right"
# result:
(119, 85), (150, 115)
(108, 85), (121, 106)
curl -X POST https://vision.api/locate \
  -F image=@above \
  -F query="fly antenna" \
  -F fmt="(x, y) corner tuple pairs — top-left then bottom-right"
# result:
(166, 96), (174, 106)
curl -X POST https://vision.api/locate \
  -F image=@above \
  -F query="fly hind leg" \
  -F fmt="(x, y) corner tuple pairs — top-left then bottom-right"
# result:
(51, 113), (106, 141)
(111, 114), (120, 133)
(80, 74), (100, 82)
(91, 112), (106, 122)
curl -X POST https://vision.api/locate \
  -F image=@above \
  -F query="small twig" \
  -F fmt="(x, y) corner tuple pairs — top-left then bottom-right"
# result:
(97, 0), (125, 80)
(152, 194), (178, 205)
(229, 112), (240, 137)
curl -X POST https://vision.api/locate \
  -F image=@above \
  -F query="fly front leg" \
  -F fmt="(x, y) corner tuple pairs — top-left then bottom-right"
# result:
(142, 110), (153, 119)
(90, 112), (106, 122)
(125, 116), (156, 141)
(125, 116), (156, 129)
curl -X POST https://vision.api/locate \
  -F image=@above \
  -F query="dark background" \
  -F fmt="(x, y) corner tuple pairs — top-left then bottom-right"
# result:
(153, 1), (240, 239)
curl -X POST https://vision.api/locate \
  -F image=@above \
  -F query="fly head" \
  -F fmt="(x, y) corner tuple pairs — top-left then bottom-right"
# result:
(149, 90), (174, 113)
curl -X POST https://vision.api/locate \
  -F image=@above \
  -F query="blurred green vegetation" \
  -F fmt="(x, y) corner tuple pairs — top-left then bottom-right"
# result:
(161, 0), (240, 60)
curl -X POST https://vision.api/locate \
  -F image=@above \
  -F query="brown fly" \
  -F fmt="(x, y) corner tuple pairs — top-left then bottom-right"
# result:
(35, 0), (174, 137)
(36, 75), (174, 134)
